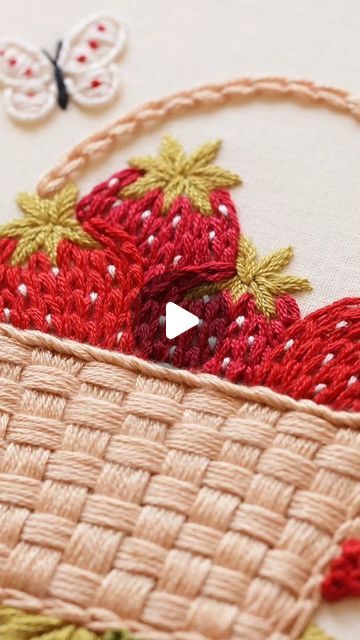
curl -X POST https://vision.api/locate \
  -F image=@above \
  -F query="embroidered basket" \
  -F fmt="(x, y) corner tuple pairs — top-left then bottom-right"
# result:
(0, 325), (359, 640)
(0, 77), (359, 640)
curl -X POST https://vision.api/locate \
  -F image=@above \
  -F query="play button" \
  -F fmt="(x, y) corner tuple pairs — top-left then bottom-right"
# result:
(165, 302), (200, 339)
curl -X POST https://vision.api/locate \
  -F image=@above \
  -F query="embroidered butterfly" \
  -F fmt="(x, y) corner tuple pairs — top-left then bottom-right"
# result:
(0, 14), (127, 123)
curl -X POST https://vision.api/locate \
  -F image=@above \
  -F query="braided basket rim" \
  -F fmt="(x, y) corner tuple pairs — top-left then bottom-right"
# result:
(0, 324), (358, 428)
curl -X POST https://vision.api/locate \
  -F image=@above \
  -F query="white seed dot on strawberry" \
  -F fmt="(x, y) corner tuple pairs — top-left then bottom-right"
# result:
(169, 345), (176, 358)
(248, 335), (255, 346)
(45, 314), (52, 326)
(236, 315), (245, 328)
(3, 308), (10, 321)
(208, 336), (217, 350)
(159, 315), (165, 327)
(222, 357), (230, 368)
(203, 295), (210, 303)
(336, 320), (348, 329)
(348, 375), (358, 386)
(147, 235), (155, 245)
(141, 210), (151, 220)
(198, 319), (203, 328)
(209, 230), (216, 241)
(51, 267), (60, 277)
(116, 331), (123, 344)
(173, 255), (181, 265)
(322, 353), (334, 365)
(108, 177), (119, 188)
(107, 265), (116, 278)
(218, 204), (228, 216)
(172, 215), (181, 228)
(314, 383), (327, 394)
(284, 338), (294, 351)
(90, 292), (98, 303)
(18, 284), (27, 296)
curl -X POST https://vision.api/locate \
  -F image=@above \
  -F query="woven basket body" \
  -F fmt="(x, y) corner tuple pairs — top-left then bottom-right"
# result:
(0, 325), (359, 640)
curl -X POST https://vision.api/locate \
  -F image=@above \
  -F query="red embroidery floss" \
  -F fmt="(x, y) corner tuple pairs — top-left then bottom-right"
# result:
(322, 539), (360, 602)
(77, 176), (241, 283)
(253, 297), (360, 411)
(0, 185), (143, 352)
(77, 137), (312, 381)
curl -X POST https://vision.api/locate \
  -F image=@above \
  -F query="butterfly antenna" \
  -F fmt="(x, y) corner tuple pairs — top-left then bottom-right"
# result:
(42, 41), (62, 66)
(55, 40), (63, 62)
(42, 49), (55, 65)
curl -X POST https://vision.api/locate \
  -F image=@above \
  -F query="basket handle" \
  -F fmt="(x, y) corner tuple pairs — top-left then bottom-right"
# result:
(36, 76), (360, 197)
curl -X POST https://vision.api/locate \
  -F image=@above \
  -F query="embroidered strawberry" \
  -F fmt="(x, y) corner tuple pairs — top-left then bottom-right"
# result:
(76, 135), (312, 378)
(322, 539), (360, 602)
(252, 297), (360, 411)
(77, 136), (242, 281)
(132, 263), (233, 367)
(201, 236), (311, 380)
(132, 236), (311, 376)
(0, 183), (143, 351)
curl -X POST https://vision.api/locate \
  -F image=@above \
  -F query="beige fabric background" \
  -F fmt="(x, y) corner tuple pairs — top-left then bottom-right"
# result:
(0, 0), (359, 637)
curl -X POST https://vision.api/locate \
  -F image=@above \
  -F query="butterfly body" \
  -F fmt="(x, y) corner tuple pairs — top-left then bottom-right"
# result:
(0, 14), (126, 122)
(43, 41), (69, 110)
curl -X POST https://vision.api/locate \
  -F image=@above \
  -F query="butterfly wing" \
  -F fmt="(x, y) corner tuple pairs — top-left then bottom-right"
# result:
(0, 39), (52, 85)
(0, 40), (55, 121)
(4, 83), (56, 122)
(66, 64), (120, 107)
(58, 14), (126, 109)
(59, 14), (127, 75)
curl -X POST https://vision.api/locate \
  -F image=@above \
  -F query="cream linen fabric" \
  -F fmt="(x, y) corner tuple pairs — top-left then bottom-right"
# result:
(0, 0), (359, 637)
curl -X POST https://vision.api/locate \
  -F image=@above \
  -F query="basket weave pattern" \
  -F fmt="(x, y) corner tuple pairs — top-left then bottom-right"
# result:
(0, 326), (359, 640)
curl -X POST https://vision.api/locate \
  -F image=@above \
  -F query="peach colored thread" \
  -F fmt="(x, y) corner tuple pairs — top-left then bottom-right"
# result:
(0, 324), (359, 640)
(36, 76), (360, 197)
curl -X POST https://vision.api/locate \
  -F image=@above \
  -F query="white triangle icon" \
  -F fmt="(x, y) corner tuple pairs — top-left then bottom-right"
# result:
(165, 302), (200, 339)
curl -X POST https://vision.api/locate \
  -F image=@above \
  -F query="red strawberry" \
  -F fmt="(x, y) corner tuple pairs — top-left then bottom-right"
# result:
(322, 539), (360, 602)
(132, 236), (311, 376)
(252, 297), (360, 411)
(203, 292), (301, 381)
(0, 184), (143, 351)
(76, 136), (312, 380)
(132, 265), (233, 368)
(77, 136), (241, 282)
